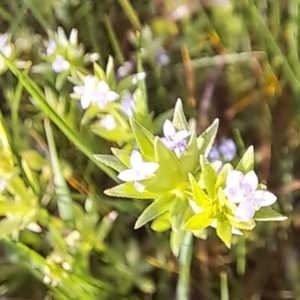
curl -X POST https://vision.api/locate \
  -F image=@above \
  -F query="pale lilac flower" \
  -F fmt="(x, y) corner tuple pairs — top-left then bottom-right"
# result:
(116, 61), (134, 79)
(95, 80), (119, 109)
(160, 120), (191, 158)
(73, 76), (119, 109)
(224, 170), (277, 222)
(219, 139), (236, 161)
(52, 55), (70, 73)
(100, 115), (116, 131)
(121, 93), (135, 117)
(46, 39), (57, 56)
(208, 147), (220, 162)
(156, 48), (170, 66)
(117, 150), (159, 192)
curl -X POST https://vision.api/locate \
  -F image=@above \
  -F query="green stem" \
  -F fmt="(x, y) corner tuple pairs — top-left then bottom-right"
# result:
(176, 231), (193, 300)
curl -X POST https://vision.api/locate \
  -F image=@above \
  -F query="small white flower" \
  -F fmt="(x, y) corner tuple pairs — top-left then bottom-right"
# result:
(224, 170), (277, 222)
(160, 120), (191, 158)
(100, 114), (116, 131)
(117, 150), (159, 192)
(52, 55), (70, 73)
(121, 93), (135, 117)
(73, 75), (97, 109)
(73, 76), (119, 109)
(95, 80), (119, 109)
(46, 39), (57, 56)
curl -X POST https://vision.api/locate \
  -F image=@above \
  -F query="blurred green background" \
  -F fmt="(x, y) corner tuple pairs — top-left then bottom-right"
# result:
(0, 0), (299, 299)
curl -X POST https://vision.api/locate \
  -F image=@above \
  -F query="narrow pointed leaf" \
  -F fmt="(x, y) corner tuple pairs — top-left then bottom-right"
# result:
(135, 193), (173, 228)
(216, 217), (232, 248)
(93, 154), (126, 172)
(236, 146), (254, 173)
(130, 118), (155, 158)
(197, 119), (219, 156)
(172, 98), (189, 130)
(111, 148), (131, 167)
(179, 132), (199, 175)
(151, 213), (171, 232)
(104, 182), (157, 199)
(254, 207), (287, 221)
(45, 119), (74, 224)
(170, 197), (189, 232)
(215, 163), (234, 190)
(184, 211), (212, 230)
(188, 173), (211, 209)
(200, 156), (217, 198)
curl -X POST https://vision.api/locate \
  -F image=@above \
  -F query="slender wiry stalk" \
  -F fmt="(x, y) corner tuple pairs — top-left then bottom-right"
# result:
(176, 232), (193, 300)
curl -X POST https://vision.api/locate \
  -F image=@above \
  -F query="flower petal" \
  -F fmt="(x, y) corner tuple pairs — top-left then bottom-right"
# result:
(141, 162), (159, 176)
(226, 170), (244, 188)
(175, 130), (191, 141)
(117, 169), (137, 182)
(253, 190), (277, 207)
(242, 170), (258, 191)
(106, 91), (120, 102)
(130, 150), (143, 168)
(235, 201), (255, 222)
(73, 86), (84, 96)
(80, 95), (92, 109)
(163, 120), (176, 138)
(97, 80), (110, 93)
(224, 187), (244, 203)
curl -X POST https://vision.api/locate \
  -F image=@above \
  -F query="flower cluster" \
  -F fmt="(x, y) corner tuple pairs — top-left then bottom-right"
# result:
(224, 170), (277, 222)
(96, 99), (286, 248)
(73, 75), (119, 110)
(43, 27), (99, 74)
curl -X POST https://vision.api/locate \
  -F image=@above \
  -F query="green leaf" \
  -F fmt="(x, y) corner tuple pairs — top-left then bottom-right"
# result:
(104, 182), (157, 199)
(215, 163), (234, 191)
(0, 202), (31, 215)
(45, 119), (74, 224)
(197, 119), (219, 157)
(227, 214), (256, 230)
(151, 213), (171, 232)
(188, 173), (211, 209)
(130, 118), (155, 158)
(170, 229), (185, 257)
(93, 154), (126, 172)
(236, 146), (254, 173)
(184, 210), (212, 230)
(80, 104), (100, 126)
(135, 193), (174, 229)
(7, 176), (29, 200)
(172, 98), (189, 130)
(105, 56), (115, 84)
(170, 197), (189, 232)
(111, 148), (131, 167)
(200, 156), (217, 198)
(179, 132), (199, 175)
(21, 150), (48, 171)
(254, 207), (287, 221)
(93, 62), (106, 80)
(216, 217), (232, 248)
